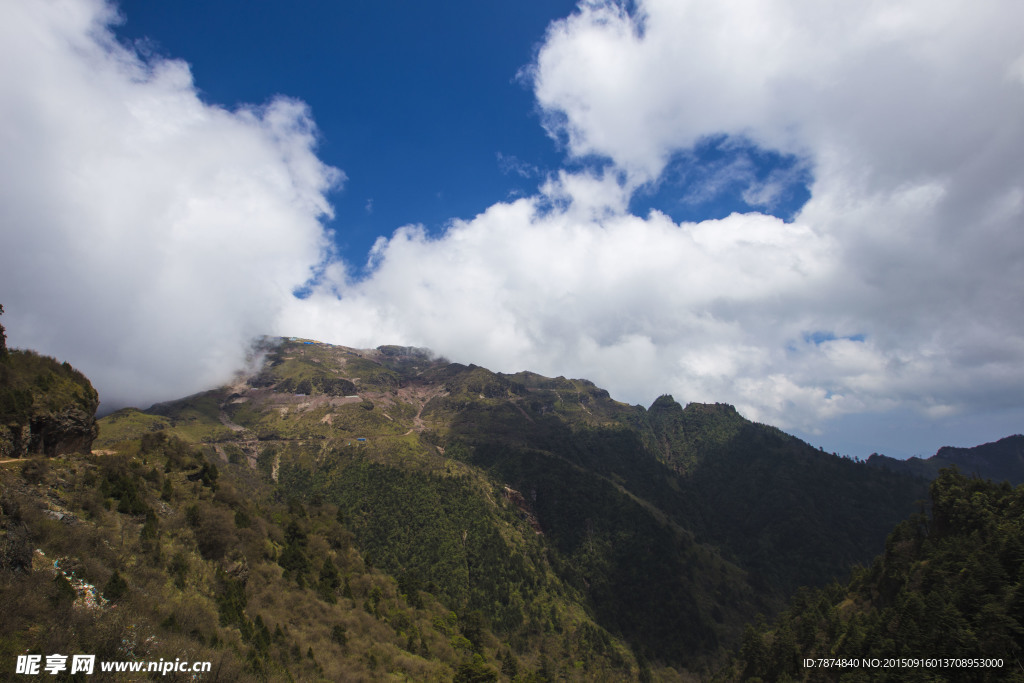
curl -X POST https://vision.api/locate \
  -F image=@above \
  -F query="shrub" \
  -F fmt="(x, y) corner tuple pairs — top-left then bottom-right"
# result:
(51, 573), (77, 608)
(103, 570), (128, 602)
(21, 457), (49, 484)
(196, 508), (237, 561)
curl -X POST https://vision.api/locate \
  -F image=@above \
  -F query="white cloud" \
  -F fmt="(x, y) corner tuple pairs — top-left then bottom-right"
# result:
(0, 0), (341, 409)
(3, 0), (1023, 458)
(525, 0), (1024, 430)
(289, 0), (1024, 447)
(283, 173), (843, 429)
(532, 0), (1024, 185)
(496, 152), (539, 179)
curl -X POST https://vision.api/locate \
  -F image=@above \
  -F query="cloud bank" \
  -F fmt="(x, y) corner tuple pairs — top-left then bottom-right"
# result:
(289, 0), (1024, 442)
(2, 0), (1023, 455)
(0, 0), (340, 408)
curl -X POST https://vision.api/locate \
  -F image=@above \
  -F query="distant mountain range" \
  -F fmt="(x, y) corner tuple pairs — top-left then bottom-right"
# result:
(866, 435), (1024, 485)
(3, 333), (1021, 680)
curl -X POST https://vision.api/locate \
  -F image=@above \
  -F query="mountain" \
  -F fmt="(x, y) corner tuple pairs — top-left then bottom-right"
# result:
(866, 435), (1024, 485)
(7, 333), (998, 680)
(95, 339), (929, 668)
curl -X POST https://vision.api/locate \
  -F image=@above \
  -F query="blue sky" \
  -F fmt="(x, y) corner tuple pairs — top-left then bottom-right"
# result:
(3, 0), (1024, 459)
(115, 0), (583, 265)
(112, 1), (812, 265)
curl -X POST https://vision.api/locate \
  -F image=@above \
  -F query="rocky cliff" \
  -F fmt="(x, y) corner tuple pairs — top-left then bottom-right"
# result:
(1, 349), (99, 458)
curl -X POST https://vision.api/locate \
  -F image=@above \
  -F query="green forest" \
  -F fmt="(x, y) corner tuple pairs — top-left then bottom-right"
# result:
(2, 331), (1021, 681)
(720, 468), (1024, 682)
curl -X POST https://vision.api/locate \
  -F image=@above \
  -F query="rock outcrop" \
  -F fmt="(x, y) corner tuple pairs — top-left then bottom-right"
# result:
(29, 407), (99, 456)
(1, 349), (98, 458)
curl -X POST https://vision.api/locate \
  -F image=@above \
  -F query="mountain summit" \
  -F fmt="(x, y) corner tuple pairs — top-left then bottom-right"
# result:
(95, 338), (930, 666)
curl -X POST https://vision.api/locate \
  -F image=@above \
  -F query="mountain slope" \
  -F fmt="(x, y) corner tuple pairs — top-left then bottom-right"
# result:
(4, 430), (607, 681)
(93, 337), (930, 671)
(720, 468), (1024, 682)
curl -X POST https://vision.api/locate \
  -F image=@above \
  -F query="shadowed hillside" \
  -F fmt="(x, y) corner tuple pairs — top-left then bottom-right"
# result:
(719, 468), (1024, 682)
(867, 435), (1024, 486)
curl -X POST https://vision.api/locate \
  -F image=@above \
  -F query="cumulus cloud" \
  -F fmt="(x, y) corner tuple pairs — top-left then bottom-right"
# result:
(532, 0), (1024, 184)
(288, 0), (1024, 447)
(0, 0), (340, 409)
(282, 172), (840, 423)
(4, 0), (1023, 456)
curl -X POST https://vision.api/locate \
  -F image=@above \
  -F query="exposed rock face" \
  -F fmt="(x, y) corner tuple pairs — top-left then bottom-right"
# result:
(2, 408), (98, 458)
(501, 486), (543, 534)
(29, 407), (98, 456)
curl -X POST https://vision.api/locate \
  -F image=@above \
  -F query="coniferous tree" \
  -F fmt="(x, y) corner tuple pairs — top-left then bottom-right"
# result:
(500, 649), (518, 679)
(103, 570), (128, 602)
(318, 557), (341, 603)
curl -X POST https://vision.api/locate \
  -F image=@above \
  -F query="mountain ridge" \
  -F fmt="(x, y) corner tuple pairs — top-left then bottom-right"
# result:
(4, 332), (1020, 679)
(866, 434), (1024, 485)
(94, 338), (935, 664)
